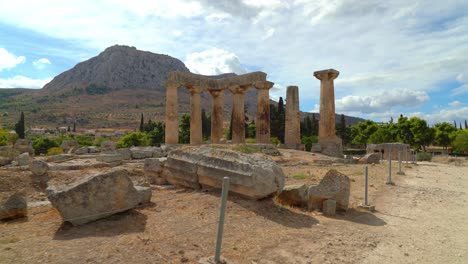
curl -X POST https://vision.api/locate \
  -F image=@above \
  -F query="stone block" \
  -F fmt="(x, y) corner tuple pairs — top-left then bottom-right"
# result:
(308, 169), (350, 211)
(117, 148), (132, 160)
(75, 147), (89, 155)
(29, 159), (49, 177)
(96, 154), (123, 163)
(144, 158), (167, 185)
(14, 139), (34, 155)
(359, 153), (380, 164)
(47, 154), (74, 163)
(0, 193), (27, 220)
(322, 199), (336, 216)
(101, 141), (116, 153)
(276, 184), (308, 207)
(60, 140), (79, 153)
(0, 157), (12, 166)
(16, 152), (30, 166)
(46, 169), (151, 226)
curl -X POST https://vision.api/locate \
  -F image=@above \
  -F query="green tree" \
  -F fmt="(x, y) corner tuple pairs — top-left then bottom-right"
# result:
(368, 125), (395, 144)
(179, 114), (190, 144)
(409, 117), (434, 151)
(14, 111), (25, 139)
(117, 132), (150, 148)
(247, 120), (256, 139)
(452, 130), (468, 153)
(0, 128), (9, 146)
(351, 120), (378, 146)
(72, 122), (76, 132)
(465, 120), (467, 129)
(139, 113), (144, 132)
(311, 113), (318, 136)
(270, 98), (285, 143)
(336, 114), (350, 146)
(300, 115), (312, 137)
(434, 122), (457, 149)
(397, 114), (413, 145)
(148, 121), (165, 146)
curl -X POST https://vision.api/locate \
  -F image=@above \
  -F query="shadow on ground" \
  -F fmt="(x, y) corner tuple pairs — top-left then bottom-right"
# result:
(53, 205), (151, 240)
(203, 189), (319, 229)
(333, 208), (387, 226)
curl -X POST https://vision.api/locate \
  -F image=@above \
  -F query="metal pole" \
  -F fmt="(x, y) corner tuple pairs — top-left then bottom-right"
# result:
(215, 177), (230, 263)
(398, 151), (402, 173)
(387, 153), (393, 184)
(406, 147), (408, 166)
(364, 166), (369, 206)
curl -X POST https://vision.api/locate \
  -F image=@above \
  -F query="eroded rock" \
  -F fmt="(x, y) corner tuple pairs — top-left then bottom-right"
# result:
(46, 169), (151, 225)
(16, 152), (30, 166)
(359, 153), (380, 164)
(0, 193), (27, 220)
(163, 146), (284, 199)
(308, 169), (350, 211)
(29, 159), (49, 177)
(144, 158), (167, 185)
(276, 184), (308, 207)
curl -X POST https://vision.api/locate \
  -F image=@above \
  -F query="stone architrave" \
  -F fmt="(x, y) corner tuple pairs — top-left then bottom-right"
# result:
(229, 85), (249, 144)
(188, 86), (203, 145)
(284, 86), (301, 145)
(255, 81), (274, 144)
(164, 81), (179, 144)
(209, 89), (224, 144)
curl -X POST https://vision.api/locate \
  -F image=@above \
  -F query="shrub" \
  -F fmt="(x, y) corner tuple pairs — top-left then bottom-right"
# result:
(117, 132), (150, 148)
(292, 173), (308, 179)
(270, 137), (281, 146)
(301, 136), (318, 151)
(76, 135), (94, 146)
(0, 129), (9, 146)
(32, 136), (59, 155)
(47, 147), (63, 156)
(416, 152), (432, 162)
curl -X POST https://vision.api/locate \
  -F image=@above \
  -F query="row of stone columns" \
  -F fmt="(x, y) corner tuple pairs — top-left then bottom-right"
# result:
(165, 81), (274, 145)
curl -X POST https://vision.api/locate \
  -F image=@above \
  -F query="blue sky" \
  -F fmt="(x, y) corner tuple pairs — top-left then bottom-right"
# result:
(1, 0), (467, 125)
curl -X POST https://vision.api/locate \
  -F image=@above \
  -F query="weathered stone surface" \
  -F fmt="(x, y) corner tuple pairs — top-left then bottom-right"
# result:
(276, 184), (308, 207)
(144, 158), (167, 184)
(29, 159), (49, 176)
(0, 193), (27, 220)
(96, 154), (123, 163)
(163, 146), (284, 199)
(16, 152), (30, 166)
(75, 147), (89, 155)
(255, 81), (274, 144)
(230, 85), (248, 144)
(60, 140), (79, 153)
(285, 85), (301, 145)
(188, 87), (203, 144)
(47, 154), (74, 163)
(117, 148), (132, 160)
(88, 146), (99, 153)
(359, 153), (381, 164)
(308, 169), (350, 211)
(130, 147), (164, 159)
(46, 169), (152, 226)
(14, 139), (34, 155)
(322, 199), (336, 216)
(0, 157), (12, 166)
(101, 141), (116, 153)
(209, 89), (224, 144)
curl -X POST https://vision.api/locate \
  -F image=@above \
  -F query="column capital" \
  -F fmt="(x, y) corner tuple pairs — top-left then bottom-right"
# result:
(186, 85), (204, 94)
(228, 84), (249, 94)
(254, 81), (274, 90)
(313, 69), (339, 81)
(164, 81), (180, 89)
(208, 89), (223, 97)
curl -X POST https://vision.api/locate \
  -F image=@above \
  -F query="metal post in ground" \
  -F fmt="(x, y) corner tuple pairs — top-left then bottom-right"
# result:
(358, 165), (375, 211)
(214, 177), (230, 263)
(386, 153), (394, 185)
(397, 151), (405, 175)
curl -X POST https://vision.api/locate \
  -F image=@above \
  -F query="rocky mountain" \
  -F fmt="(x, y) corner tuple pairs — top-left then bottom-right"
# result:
(0, 45), (364, 130)
(43, 45), (190, 92)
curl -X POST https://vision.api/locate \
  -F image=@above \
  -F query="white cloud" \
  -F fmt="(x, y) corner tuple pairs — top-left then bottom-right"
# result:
(185, 48), (247, 75)
(33, 58), (51, 69)
(336, 90), (430, 114)
(0, 75), (52, 88)
(413, 107), (468, 125)
(448, 100), (462, 107)
(452, 84), (468, 95)
(456, 73), (467, 83)
(0, 48), (26, 71)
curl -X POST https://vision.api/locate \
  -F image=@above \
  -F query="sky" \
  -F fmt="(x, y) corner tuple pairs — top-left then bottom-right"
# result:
(0, 0), (467, 125)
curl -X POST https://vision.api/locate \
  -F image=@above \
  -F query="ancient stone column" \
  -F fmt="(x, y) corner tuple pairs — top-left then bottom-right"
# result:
(164, 81), (179, 144)
(229, 85), (249, 144)
(209, 89), (224, 144)
(254, 81), (274, 144)
(188, 86), (203, 145)
(285, 85), (301, 145)
(314, 69), (340, 144)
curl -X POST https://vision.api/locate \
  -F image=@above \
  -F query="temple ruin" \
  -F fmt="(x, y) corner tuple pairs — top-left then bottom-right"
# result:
(164, 71), (274, 144)
(311, 69), (343, 157)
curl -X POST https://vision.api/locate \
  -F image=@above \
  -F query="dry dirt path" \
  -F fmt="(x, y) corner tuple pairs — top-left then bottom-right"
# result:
(360, 162), (468, 263)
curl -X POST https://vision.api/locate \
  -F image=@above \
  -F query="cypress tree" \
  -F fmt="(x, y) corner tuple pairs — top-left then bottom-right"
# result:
(453, 120), (457, 129)
(139, 113), (144, 132)
(14, 111), (25, 139)
(311, 113), (318, 136)
(465, 120), (468, 129)
(72, 122), (76, 132)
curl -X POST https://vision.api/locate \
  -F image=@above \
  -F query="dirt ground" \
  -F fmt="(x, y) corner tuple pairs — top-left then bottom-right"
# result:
(1, 150), (467, 263)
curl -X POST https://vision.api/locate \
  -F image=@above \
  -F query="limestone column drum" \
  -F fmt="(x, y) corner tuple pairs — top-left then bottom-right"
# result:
(164, 81), (179, 144)
(209, 89), (224, 144)
(284, 85), (301, 145)
(229, 85), (249, 144)
(254, 81), (274, 144)
(188, 86), (203, 145)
